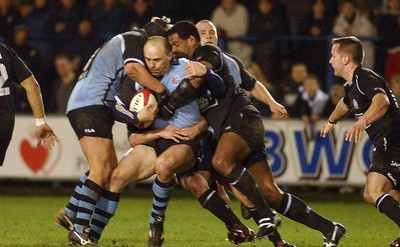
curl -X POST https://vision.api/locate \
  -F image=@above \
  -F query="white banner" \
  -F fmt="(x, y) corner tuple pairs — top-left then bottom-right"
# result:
(1, 116), (371, 186)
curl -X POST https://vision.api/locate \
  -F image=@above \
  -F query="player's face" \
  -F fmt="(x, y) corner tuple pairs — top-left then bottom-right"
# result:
(196, 22), (218, 46)
(144, 45), (172, 78)
(168, 33), (195, 59)
(329, 44), (345, 77)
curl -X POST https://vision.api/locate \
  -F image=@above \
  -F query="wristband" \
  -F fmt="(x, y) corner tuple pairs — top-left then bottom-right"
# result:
(35, 117), (47, 127)
(328, 119), (337, 125)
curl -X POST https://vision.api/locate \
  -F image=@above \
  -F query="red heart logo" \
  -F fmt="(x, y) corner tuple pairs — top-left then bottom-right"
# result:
(20, 139), (48, 173)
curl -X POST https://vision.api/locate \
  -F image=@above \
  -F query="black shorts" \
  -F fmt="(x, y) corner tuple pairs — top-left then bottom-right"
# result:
(221, 104), (265, 151)
(0, 138), (11, 166)
(67, 105), (114, 140)
(143, 135), (202, 157)
(369, 138), (400, 190)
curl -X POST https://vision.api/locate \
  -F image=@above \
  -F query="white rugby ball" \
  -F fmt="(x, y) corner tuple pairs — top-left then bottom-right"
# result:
(129, 89), (157, 128)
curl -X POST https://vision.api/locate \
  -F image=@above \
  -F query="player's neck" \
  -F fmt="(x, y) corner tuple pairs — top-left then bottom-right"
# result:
(343, 64), (358, 85)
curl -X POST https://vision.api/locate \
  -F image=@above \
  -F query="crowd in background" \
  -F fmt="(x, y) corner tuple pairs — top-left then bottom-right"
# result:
(1, 0), (400, 123)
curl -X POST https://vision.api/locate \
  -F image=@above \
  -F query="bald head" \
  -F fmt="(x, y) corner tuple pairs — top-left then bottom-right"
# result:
(196, 20), (218, 46)
(144, 36), (172, 77)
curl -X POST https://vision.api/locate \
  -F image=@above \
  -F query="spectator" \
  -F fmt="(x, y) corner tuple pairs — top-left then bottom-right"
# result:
(10, 25), (45, 113)
(211, 0), (253, 65)
(249, 0), (290, 84)
(333, 0), (377, 69)
(281, 62), (309, 116)
(299, 74), (329, 121)
(0, 0), (22, 43)
(50, 54), (77, 114)
(123, 0), (156, 30)
(322, 83), (346, 118)
(64, 18), (102, 71)
(297, 0), (334, 84)
(376, 0), (400, 83)
(90, 0), (125, 42)
(46, 0), (83, 36)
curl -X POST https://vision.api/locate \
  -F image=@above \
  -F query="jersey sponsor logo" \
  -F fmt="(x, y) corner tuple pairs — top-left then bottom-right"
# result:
(352, 99), (359, 109)
(390, 160), (400, 170)
(387, 172), (397, 186)
(84, 128), (96, 133)
(172, 75), (180, 84)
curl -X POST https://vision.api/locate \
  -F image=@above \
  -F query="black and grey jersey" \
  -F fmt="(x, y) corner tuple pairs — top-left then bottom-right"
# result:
(343, 66), (400, 145)
(193, 44), (251, 137)
(0, 43), (32, 138)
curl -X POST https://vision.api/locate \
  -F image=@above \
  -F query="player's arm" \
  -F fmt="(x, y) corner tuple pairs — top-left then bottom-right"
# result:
(20, 75), (58, 148)
(320, 98), (351, 138)
(128, 125), (188, 147)
(111, 98), (158, 124)
(345, 93), (389, 143)
(124, 62), (165, 94)
(250, 81), (287, 119)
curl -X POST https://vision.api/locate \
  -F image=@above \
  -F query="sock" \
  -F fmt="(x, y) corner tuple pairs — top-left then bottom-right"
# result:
(277, 193), (333, 235)
(90, 190), (121, 241)
(227, 165), (275, 220)
(248, 207), (282, 244)
(65, 171), (89, 220)
(376, 194), (400, 227)
(150, 178), (175, 224)
(198, 189), (242, 228)
(74, 178), (103, 233)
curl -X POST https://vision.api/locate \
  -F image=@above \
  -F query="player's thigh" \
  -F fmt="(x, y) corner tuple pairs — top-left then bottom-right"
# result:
(80, 136), (117, 175)
(120, 145), (157, 182)
(213, 132), (251, 167)
(156, 144), (195, 174)
(365, 172), (393, 195)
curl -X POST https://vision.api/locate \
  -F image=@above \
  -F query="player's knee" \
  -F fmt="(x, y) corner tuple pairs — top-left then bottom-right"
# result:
(109, 170), (128, 192)
(184, 175), (208, 198)
(212, 155), (231, 176)
(155, 157), (174, 182)
(362, 189), (376, 205)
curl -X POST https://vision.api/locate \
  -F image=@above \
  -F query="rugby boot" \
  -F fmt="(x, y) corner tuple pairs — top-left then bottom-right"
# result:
(54, 209), (74, 231)
(68, 228), (97, 246)
(274, 239), (296, 247)
(226, 224), (255, 245)
(390, 236), (400, 247)
(323, 222), (346, 247)
(255, 214), (278, 239)
(148, 214), (165, 247)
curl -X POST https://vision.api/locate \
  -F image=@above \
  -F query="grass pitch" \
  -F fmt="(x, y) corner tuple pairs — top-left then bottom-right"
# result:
(0, 186), (398, 246)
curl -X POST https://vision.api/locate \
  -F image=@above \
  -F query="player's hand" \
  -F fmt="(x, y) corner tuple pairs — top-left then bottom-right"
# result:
(345, 119), (366, 143)
(270, 103), (288, 119)
(138, 102), (158, 123)
(159, 125), (188, 143)
(320, 120), (335, 138)
(36, 124), (58, 149)
(180, 125), (199, 140)
(183, 61), (207, 79)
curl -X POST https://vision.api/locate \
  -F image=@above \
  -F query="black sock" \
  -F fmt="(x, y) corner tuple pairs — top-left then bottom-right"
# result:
(248, 207), (282, 243)
(199, 189), (241, 228)
(277, 193), (333, 235)
(227, 165), (274, 219)
(376, 194), (400, 227)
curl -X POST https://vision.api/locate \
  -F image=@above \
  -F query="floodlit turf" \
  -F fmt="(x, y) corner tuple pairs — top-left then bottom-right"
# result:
(0, 188), (398, 246)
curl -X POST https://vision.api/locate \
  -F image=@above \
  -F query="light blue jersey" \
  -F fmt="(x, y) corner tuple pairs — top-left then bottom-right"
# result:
(153, 58), (200, 129)
(223, 53), (242, 85)
(67, 31), (147, 113)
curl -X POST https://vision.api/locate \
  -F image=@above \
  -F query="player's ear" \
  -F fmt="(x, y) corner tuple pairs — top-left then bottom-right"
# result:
(342, 55), (350, 65)
(167, 51), (173, 62)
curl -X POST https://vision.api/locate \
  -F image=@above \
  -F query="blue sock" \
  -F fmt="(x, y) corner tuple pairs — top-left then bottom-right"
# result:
(149, 178), (175, 224)
(90, 190), (121, 241)
(65, 171), (89, 220)
(73, 178), (102, 233)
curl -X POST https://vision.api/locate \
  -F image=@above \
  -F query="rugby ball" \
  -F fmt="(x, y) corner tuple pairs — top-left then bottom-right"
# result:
(129, 89), (157, 128)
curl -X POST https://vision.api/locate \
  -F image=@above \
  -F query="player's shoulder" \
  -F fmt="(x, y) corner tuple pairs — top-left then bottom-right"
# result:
(0, 43), (15, 57)
(198, 44), (222, 53)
